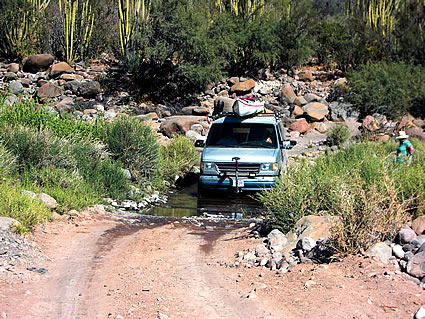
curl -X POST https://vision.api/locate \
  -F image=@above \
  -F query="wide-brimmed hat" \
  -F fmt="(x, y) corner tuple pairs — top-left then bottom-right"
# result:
(396, 131), (409, 139)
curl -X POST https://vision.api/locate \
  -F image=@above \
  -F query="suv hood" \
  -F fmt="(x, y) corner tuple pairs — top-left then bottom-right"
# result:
(202, 147), (278, 163)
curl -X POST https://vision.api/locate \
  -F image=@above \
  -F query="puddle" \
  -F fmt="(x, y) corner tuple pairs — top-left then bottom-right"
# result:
(147, 183), (264, 218)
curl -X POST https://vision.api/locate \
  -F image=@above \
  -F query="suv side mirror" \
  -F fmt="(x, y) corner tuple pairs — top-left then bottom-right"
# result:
(282, 140), (297, 149)
(195, 140), (205, 147)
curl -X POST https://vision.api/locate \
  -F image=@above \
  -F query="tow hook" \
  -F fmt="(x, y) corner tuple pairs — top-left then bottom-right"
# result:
(232, 156), (240, 193)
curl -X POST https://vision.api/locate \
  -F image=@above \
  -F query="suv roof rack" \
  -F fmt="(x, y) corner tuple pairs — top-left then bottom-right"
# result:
(211, 110), (283, 122)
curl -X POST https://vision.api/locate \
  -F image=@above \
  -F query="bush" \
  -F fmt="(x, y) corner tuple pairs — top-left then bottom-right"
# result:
(257, 140), (425, 255)
(0, 143), (17, 176)
(326, 124), (351, 146)
(0, 179), (51, 233)
(103, 116), (160, 184)
(347, 61), (425, 120)
(160, 135), (199, 184)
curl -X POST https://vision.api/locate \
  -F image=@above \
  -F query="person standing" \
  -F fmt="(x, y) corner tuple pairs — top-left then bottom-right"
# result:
(396, 131), (414, 164)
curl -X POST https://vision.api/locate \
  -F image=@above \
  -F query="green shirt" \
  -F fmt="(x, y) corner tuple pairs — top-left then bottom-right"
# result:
(396, 140), (413, 163)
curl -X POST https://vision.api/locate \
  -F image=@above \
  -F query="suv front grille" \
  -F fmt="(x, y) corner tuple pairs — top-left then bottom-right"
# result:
(216, 163), (260, 176)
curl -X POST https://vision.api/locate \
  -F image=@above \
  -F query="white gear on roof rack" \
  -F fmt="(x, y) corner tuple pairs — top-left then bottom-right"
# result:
(233, 97), (264, 117)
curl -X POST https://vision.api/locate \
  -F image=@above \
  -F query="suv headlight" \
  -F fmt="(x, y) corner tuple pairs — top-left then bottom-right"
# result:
(261, 162), (278, 171)
(200, 162), (217, 171)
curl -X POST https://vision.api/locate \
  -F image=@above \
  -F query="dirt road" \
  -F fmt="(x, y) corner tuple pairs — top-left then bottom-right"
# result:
(1, 213), (424, 319)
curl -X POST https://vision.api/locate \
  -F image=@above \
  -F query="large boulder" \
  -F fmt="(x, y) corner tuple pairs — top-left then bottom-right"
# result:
(280, 84), (296, 104)
(230, 79), (255, 94)
(366, 242), (392, 264)
(37, 83), (63, 99)
(160, 116), (208, 137)
(23, 54), (55, 73)
(282, 215), (340, 254)
(303, 102), (329, 121)
(407, 251), (425, 278)
(213, 97), (235, 115)
(289, 119), (309, 134)
(78, 80), (101, 98)
(304, 93), (328, 106)
(37, 193), (58, 209)
(49, 62), (74, 78)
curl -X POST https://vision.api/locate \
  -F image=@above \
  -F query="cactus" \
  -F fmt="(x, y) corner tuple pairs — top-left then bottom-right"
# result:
(214, 0), (265, 19)
(117, 0), (151, 55)
(1, 0), (50, 59)
(59, 0), (95, 62)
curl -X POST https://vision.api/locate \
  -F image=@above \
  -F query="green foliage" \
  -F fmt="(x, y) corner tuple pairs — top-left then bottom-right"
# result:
(0, 143), (17, 176)
(0, 179), (51, 233)
(326, 123), (351, 146)
(160, 135), (199, 184)
(0, 98), (104, 140)
(103, 116), (160, 184)
(347, 61), (425, 120)
(257, 140), (425, 253)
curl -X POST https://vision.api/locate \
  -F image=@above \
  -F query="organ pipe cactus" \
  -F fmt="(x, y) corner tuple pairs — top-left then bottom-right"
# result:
(117, 0), (151, 55)
(214, 0), (265, 19)
(59, 0), (94, 62)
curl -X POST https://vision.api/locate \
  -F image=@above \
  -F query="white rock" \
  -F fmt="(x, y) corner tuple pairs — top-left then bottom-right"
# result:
(392, 244), (405, 259)
(415, 306), (425, 319)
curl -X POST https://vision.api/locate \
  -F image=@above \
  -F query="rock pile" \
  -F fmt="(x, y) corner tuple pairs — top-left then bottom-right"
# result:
(104, 192), (168, 213)
(367, 216), (425, 288)
(225, 215), (337, 271)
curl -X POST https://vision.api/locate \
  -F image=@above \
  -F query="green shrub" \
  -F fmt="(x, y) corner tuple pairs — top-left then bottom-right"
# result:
(0, 179), (51, 233)
(160, 135), (199, 184)
(0, 98), (104, 140)
(0, 143), (17, 176)
(326, 124), (351, 146)
(347, 61), (425, 120)
(258, 140), (425, 254)
(103, 116), (160, 184)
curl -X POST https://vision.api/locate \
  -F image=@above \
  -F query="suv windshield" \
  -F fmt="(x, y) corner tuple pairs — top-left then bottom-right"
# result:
(206, 123), (277, 148)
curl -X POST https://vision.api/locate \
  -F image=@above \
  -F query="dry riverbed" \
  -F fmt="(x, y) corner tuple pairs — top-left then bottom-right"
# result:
(1, 210), (424, 319)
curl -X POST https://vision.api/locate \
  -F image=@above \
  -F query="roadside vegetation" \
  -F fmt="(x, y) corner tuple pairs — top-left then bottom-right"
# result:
(0, 96), (199, 232)
(258, 140), (425, 255)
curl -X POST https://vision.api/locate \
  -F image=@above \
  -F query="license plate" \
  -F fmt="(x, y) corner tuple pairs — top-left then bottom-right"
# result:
(233, 179), (244, 187)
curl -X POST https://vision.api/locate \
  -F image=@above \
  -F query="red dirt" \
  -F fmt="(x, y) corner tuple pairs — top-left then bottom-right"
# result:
(1, 213), (424, 319)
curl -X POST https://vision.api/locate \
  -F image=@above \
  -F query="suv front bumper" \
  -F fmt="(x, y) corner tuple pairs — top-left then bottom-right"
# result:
(199, 175), (278, 191)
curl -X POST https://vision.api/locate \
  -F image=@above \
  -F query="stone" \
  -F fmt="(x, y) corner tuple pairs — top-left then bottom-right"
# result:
(283, 215), (341, 255)
(304, 93), (327, 105)
(185, 130), (202, 142)
(37, 193), (58, 209)
(415, 306), (425, 319)
(193, 107), (210, 115)
(334, 78), (347, 86)
(414, 236), (425, 248)
(296, 237), (316, 252)
(291, 106), (304, 118)
(362, 115), (380, 132)
(78, 81), (101, 98)
(366, 242), (392, 264)
(406, 251), (425, 278)
(303, 102), (328, 121)
(4, 94), (18, 107)
(392, 244), (405, 259)
(314, 122), (334, 134)
(406, 128), (425, 141)
(413, 216), (425, 235)
(280, 84), (297, 104)
(228, 77), (239, 85)
(64, 80), (81, 94)
(121, 169), (132, 180)
(267, 229), (287, 253)
(0, 217), (20, 231)
(23, 54), (54, 73)
(399, 226), (417, 244)
(413, 119), (425, 128)
(20, 78), (32, 87)
(255, 244), (269, 257)
(294, 96), (307, 106)
(8, 81), (23, 94)
(182, 106), (196, 115)
(49, 62), (74, 78)
(230, 79), (255, 94)
(213, 97), (235, 114)
(37, 83), (63, 99)
(7, 63), (19, 73)
(160, 116), (208, 138)
(104, 111), (117, 119)
(4, 72), (17, 81)
(298, 70), (314, 82)
(55, 97), (75, 113)
(289, 119), (309, 134)
(418, 242), (425, 254)
(61, 74), (84, 81)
